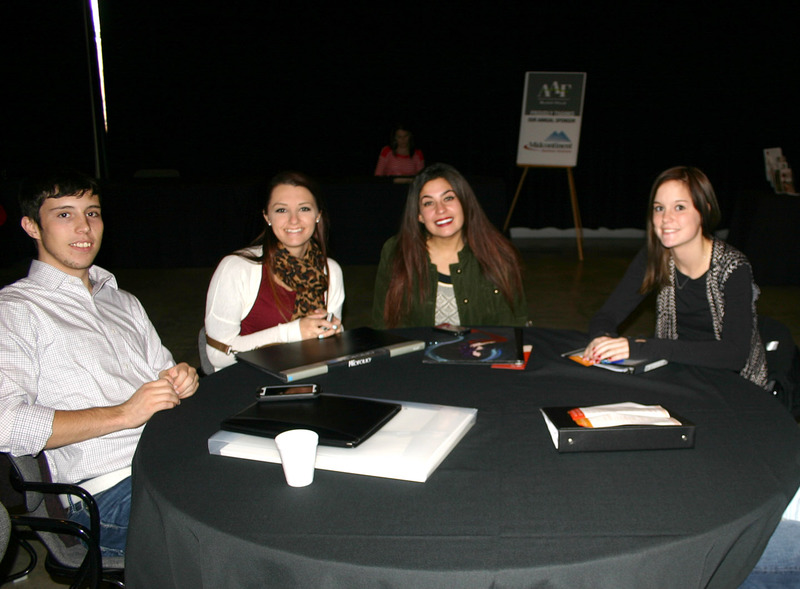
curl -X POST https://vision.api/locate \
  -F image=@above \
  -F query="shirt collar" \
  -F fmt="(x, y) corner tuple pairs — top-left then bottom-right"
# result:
(28, 259), (119, 293)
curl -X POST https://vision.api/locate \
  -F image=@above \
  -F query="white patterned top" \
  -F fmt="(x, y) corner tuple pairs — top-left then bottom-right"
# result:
(434, 274), (461, 326)
(0, 261), (175, 484)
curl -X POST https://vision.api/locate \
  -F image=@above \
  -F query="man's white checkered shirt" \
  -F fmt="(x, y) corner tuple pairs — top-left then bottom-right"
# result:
(0, 260), (175, 484)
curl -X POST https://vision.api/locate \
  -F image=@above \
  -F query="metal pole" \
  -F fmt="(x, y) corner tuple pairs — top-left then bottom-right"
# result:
(82, 0), (108, 178)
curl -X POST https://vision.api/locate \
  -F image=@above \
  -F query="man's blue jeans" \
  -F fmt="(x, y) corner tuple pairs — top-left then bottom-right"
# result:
(739, 520), (800, 588)
(66, 476), (131, 557)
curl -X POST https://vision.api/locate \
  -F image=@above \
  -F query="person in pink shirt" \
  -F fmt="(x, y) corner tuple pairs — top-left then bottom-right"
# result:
(374, 124), (425, 178)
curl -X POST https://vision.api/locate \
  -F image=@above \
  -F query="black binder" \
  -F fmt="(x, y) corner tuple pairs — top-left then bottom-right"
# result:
(221, 394), (402, 448)
(540, 406), (695, 453)
(562, 348), (668, 374)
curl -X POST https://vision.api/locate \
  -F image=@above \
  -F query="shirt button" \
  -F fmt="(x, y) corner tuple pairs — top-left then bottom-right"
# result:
(463, 298), (469, 304)
(456, 268), (462, 274)
(493, 289), (500, 295)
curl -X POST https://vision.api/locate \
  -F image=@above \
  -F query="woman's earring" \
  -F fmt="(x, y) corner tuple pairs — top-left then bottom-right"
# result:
(316, 216), (320, 224)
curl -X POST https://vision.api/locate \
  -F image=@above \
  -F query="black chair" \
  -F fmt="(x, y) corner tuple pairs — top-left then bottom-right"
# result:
(1, 496), (39, 585)
(1, 500), (9, 561)
(2, 453), (124, 588)
(759, 315), (800, 418)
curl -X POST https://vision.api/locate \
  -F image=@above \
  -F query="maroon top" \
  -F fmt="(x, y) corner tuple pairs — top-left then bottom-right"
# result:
(240, 264), (297, 336)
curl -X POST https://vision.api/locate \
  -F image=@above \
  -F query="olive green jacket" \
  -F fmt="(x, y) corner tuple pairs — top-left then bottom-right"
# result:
(371, 236), (528, 328)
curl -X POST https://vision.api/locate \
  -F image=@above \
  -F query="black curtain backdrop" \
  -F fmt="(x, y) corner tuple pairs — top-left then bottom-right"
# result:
(2, 1), (798, 240)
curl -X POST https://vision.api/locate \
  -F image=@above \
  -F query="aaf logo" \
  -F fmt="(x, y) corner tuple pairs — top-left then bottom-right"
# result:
(538, 81), (572, 99)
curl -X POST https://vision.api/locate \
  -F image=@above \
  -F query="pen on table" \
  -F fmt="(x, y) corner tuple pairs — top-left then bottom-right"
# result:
(600, 358), (625, 365)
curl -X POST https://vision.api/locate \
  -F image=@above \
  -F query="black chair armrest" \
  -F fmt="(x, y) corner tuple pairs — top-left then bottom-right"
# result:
(13, 479), (101, 534)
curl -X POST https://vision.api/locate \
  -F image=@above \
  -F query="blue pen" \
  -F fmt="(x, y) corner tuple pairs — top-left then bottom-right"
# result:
(600, 359), (625, 365)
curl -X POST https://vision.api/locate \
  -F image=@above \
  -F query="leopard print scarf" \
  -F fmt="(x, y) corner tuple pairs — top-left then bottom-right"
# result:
(272, 240), (328, 320)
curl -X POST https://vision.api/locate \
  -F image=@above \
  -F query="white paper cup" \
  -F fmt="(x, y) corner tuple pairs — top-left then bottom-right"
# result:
(274, 429), (319, 487)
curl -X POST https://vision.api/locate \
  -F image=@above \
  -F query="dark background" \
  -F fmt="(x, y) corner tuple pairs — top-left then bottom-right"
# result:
(1, 1), (798, 264)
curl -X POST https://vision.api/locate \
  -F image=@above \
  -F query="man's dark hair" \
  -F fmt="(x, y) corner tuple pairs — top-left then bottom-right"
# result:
(18, 168), (100, 226)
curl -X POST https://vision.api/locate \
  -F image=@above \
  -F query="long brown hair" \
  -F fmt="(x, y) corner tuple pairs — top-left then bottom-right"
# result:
(382, 163), (523, 327)
(239, 171), (330, 320)
(641, 166), (721, 293)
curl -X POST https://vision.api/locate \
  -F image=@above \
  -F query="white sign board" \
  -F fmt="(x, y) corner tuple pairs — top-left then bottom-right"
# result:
(516, 72), (586, 167)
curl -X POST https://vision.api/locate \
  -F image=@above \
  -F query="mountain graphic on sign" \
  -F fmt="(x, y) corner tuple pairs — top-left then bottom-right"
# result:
(545, 131), (571, 142)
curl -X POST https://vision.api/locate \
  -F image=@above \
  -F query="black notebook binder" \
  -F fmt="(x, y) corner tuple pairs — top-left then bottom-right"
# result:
(540, 406), (695, 453)
(221, 394), (402, 448)
(236, 327), (425, 382)
(562, 348), (668, 374)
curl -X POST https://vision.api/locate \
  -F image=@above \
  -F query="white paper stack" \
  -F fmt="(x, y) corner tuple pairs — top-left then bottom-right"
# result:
(208, 401), (477, 483)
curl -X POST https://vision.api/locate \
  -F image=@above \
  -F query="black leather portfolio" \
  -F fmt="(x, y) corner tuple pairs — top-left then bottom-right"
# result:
(221, 394), (402, 448)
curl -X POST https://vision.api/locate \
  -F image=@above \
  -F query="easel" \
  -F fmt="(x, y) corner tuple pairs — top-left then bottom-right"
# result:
(503, 164), (584, 261)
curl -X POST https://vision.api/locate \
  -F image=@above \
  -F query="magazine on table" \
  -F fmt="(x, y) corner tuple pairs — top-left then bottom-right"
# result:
(423, 327), (524, 366)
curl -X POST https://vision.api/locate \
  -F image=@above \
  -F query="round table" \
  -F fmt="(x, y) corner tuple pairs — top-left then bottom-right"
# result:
(126, 328), (800, 588)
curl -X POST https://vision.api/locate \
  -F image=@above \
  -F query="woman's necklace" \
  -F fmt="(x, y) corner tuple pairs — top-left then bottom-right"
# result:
(674, 238), (712, 290)
(675, 271), (691, 290)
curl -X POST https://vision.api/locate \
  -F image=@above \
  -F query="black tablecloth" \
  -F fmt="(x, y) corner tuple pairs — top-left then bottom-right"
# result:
(126, 328), (800, 588)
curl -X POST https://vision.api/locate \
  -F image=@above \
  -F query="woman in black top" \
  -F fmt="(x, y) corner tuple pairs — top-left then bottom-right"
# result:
(583, 166), (768, 387)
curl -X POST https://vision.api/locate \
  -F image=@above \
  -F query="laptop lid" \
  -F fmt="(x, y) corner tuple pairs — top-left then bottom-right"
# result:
(235, 326), (424, 381)
(220, 394), (402, 448)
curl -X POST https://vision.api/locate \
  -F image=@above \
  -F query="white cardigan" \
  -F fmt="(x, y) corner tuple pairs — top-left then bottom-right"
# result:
(204, 247), (345, 371)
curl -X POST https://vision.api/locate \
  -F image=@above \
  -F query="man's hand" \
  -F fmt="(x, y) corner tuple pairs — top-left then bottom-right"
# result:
(159, 362), (199, 399)
(46, 364), (199, 450)
(118, 377), (183, 430)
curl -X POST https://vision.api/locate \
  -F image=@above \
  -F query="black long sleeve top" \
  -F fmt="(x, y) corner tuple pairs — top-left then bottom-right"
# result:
(588, 247), (755, 371)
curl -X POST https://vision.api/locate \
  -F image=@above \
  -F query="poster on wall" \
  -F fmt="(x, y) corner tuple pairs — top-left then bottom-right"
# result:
(516, 72), (586, 167)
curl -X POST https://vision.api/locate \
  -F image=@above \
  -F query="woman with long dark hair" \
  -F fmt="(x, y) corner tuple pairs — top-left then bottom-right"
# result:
(204, 171), (344, 372)
(372, 163), (527, 328)
(583, 166), (768, 387)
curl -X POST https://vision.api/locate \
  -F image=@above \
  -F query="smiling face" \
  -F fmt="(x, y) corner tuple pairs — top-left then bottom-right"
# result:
(417, 177), (464, 241)
(21, 191), (103, 287)
(264, 184), (320, 258)
(652, 180), (704, 251)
